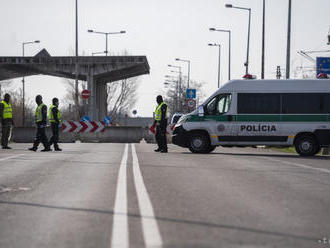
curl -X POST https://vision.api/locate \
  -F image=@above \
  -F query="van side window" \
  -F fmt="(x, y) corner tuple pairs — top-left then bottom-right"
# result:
(206, 97), (217, 115)
(282, 93), (326, 114)
(206, 94), (231, 115)
(238, 93), (280, 114)
(217, 94), (232, 114)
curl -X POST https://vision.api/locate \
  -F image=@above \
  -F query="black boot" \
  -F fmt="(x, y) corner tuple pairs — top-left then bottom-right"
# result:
(54, 145), (62, 151)
(41, 147), (52, 152)
(28, 147), (37, 152)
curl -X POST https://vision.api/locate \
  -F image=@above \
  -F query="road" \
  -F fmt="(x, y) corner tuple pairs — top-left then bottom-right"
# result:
(0, 142), (330, 248)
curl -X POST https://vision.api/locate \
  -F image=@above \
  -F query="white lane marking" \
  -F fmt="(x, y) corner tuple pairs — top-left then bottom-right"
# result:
(265, 157), (330, 174)
(0, 154), (24, 162)
(111, 144), (129, 248)
(131, 144), (163, 247)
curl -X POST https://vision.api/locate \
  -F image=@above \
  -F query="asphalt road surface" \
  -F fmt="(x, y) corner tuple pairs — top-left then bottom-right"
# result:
(0, 143), (330, 248)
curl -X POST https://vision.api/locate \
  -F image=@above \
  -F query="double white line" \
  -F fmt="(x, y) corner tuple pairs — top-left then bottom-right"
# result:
(111, 144), (163, 248)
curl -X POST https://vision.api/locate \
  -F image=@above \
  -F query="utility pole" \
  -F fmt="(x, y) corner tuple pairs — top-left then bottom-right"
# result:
(286, 0), (292, 79)
(75, 0), (79, 120)
(261, 0), (265, 79)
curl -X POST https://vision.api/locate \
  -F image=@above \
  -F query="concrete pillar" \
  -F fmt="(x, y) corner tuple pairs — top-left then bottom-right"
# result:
(87, 66), (97, 120)
(96, 82), (107, 120)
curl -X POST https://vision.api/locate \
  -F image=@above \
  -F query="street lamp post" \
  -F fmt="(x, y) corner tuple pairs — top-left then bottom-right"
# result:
(225, 4), (251, 75)
(261, 0), (266, 79)
(286, 0), (292, 79)
(22, 40), (40, 126)
(165, 76), (179, 110)
(208, 43), (221, 88)
(209, 28), (231, 80)
(175, 58), (190, 88)
(88, 30), (126, 56)
(168, 64), (182, 111)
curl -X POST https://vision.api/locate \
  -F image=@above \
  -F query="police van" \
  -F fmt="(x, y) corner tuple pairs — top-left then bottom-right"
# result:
(172, 79), (330, 156)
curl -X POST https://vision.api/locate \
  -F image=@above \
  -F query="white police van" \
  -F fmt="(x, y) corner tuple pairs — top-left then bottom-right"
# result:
(172, 79), (330, 156)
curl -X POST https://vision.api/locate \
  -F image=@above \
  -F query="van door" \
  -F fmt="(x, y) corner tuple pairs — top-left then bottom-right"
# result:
(204, 94), (234, 145)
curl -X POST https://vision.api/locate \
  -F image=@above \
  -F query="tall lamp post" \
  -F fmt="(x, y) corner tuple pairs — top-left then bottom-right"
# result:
(168, 64), (182, 110)
(175, 58), (190, 88)
(286, 0), (292, 79)
(209, 28), (231, 80)
(225, 4), (251, 75)
(22, 40), (40, 126)
(88, 29), (126, 56)
(261, 0), (266, 79)
(208, 43), (221, 88)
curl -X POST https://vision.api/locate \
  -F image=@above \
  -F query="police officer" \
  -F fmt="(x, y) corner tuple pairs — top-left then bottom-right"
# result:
(48, 98), (62, 151)
(153, 95), (168, 153)
(0, 94), (13, 149)
(28, 95), (51, 152)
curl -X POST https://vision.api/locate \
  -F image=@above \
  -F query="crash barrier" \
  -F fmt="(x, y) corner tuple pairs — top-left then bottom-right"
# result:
(62, 121), (105, 133)
(10, 126), (154, 143)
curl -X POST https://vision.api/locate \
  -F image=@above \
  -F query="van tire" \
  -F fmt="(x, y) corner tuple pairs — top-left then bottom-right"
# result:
(294, 134), (320, 157)
(188, 133), (212, 153)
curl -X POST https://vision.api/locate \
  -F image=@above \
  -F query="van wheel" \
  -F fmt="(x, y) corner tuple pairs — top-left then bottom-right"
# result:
(294, 135), (320, 157)
(188, 133), (211, 153)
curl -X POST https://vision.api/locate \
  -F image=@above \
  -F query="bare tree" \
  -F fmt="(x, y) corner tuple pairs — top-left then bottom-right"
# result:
(0, 80), (34, 126)
(61, 79), (87, 120)
(107, 77), (139, 122)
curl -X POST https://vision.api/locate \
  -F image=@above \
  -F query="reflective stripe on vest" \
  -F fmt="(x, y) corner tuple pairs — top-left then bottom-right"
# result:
(48, 105), (62, 123)
(1, 101), (12, 119)
(35, 103), (45, 123)
(155, 102), (168, 121)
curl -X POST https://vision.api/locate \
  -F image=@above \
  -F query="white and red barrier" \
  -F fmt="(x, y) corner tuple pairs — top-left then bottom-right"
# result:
(62, 121), (105, 133)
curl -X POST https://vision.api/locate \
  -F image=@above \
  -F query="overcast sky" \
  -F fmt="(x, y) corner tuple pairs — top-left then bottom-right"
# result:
(1, 0), (329, 117)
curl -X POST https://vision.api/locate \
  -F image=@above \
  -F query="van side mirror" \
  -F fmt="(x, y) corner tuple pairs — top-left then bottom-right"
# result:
(198, 105), (204, 117)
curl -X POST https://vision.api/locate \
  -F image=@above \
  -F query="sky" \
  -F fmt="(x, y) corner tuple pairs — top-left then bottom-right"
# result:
(0, 0), (329, 117)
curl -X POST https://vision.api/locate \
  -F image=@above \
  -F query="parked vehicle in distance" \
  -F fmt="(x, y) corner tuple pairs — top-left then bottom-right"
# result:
(172, 79), (330, 156)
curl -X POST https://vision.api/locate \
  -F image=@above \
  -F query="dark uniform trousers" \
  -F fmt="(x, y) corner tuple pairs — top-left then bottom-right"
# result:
(32, 124), (49, 149)
(155, 121), (168, 151)
(49, 123), (59, 148)
(1, 123), (12, 147)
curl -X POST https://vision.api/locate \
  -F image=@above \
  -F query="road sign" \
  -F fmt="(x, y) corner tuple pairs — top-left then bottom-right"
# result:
(316, 57), (330, 75)
(186, 88), (196, 99)
(187, 99), (196, 109)
(104, 116), (112, 126)
(81, 89), (91, 99)
(62, 121), (105, 133)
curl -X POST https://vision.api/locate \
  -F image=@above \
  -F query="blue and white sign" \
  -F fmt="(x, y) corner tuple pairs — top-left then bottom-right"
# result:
(316, 57), (330, 75)
(104, 116), (112, 126)
(81, 116), (91, 122)
(186, 88), (196, 99)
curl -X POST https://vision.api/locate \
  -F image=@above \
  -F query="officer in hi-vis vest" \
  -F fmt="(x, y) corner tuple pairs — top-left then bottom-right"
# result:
(153, 95), (168, 153)
(48, 98), (62, 151)
(0, 93), (13, 149)
(29, 95), (51, 152)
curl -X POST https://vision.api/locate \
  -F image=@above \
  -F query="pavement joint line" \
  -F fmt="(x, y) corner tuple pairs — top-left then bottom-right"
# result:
(132, 143), (163, 247)
(265, 157), (330, 174)
(111, 144), (129, 248)
(0, 154), (25, 162)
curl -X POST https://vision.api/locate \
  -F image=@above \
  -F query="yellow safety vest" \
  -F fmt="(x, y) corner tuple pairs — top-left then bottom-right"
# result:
(1, 101), (12, 119)
(48, 104), (62, 123)
(35, 103), (46, 123)
(155, 102), (168, 121)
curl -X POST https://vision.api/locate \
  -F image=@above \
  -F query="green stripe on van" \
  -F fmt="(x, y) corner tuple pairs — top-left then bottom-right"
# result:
(187, 114), (330, 122)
